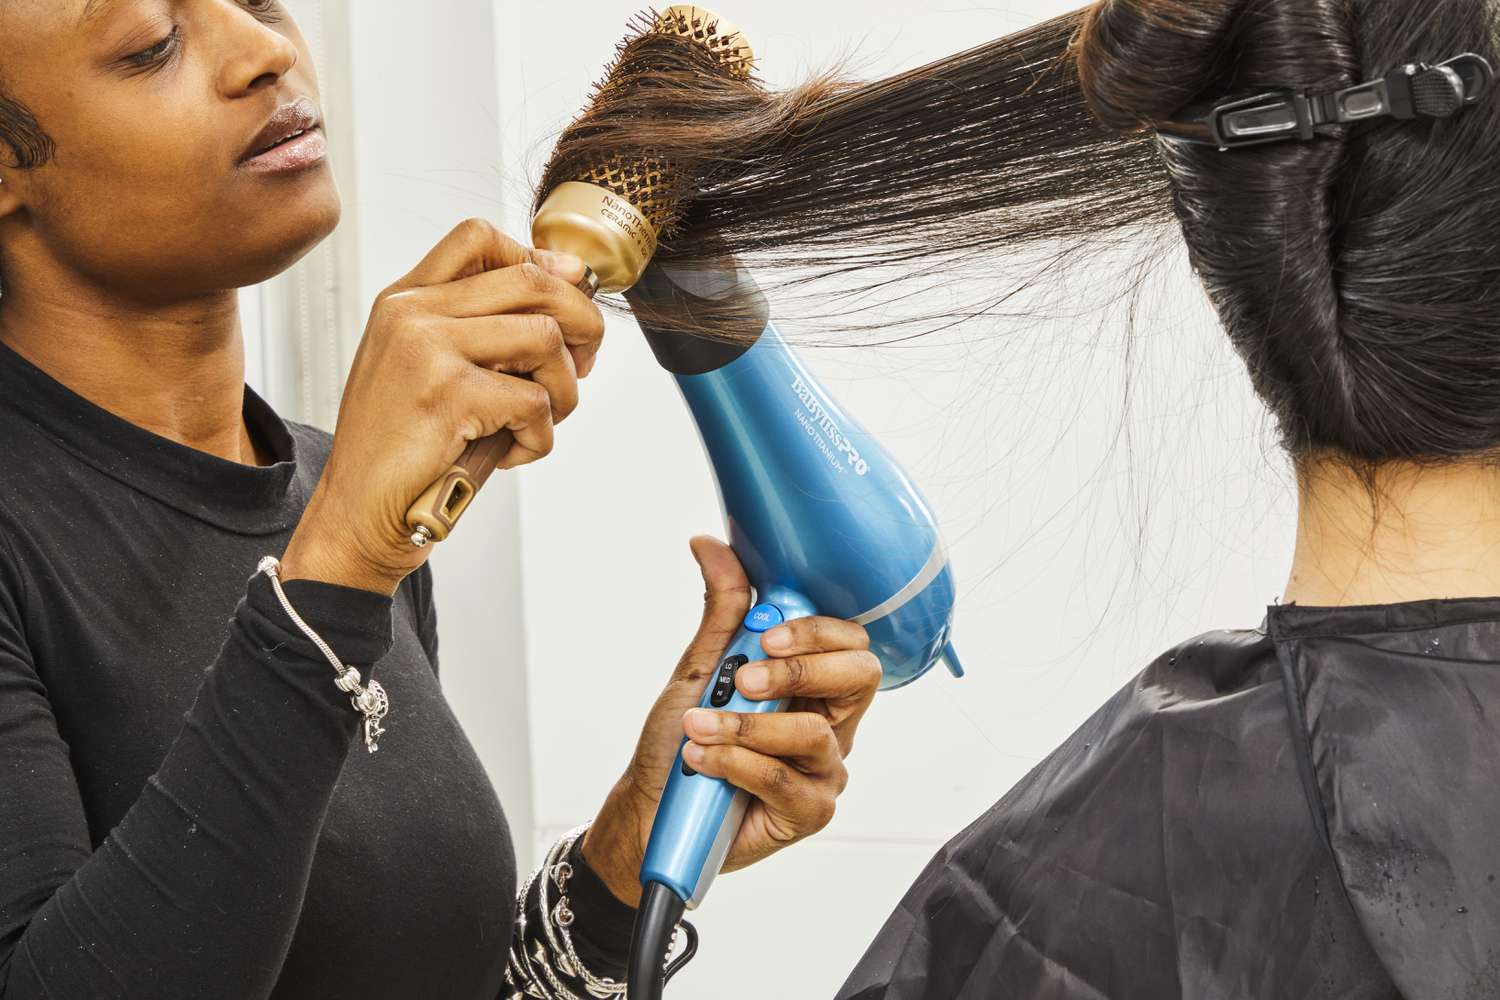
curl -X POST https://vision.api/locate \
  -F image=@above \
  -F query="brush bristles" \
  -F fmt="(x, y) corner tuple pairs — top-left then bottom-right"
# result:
(549, 7), (757, 235)
(652, 6), (754, 81)
(578, 154), (677, 233)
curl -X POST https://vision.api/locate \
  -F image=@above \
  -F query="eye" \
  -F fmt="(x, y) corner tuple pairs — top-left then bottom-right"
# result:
(123, 25), (182, 69)
(240, 0), (285, 23)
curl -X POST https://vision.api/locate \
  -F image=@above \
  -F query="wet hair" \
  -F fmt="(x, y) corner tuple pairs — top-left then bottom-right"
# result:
(0, 87), (53, 169)
(535, 0), (1500, 467)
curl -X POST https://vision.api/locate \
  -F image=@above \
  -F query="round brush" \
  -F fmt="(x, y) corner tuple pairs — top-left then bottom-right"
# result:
(530, 5), (754, 294)
(404, 5), (753, 548)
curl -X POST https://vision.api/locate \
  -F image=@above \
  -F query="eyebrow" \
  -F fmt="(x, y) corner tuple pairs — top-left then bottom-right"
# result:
(79, 0), (118, 25)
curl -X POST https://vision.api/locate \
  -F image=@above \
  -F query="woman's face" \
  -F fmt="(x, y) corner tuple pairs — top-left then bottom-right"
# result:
(0, 0), (340, 303)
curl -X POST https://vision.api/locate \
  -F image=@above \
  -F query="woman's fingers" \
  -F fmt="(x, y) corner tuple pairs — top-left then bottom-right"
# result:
(391, 217), (532, 288)
(683, 709), (844, 778)
(443, 314), (579, 423)
(734, 646), (882, 755)
(680, 741), (843, 841)
(760, 615), (870, 658)
(447, 366), (556, 470)
(427, 260), (605, 374)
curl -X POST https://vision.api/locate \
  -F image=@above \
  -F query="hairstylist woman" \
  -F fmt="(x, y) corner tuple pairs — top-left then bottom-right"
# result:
(0, 3), (881, 998)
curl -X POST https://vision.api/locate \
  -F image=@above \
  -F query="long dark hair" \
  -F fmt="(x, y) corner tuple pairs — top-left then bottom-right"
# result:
(535, 0), (1500, 467)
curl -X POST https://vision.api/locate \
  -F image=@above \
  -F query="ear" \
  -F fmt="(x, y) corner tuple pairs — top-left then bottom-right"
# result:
(0, 171), (22, 220)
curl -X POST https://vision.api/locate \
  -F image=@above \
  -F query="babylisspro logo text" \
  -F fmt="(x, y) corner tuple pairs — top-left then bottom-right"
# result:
(791, 376), (870, 476)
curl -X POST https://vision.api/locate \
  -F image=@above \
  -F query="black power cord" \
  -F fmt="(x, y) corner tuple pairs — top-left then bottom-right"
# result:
(626, 881), (698, 999)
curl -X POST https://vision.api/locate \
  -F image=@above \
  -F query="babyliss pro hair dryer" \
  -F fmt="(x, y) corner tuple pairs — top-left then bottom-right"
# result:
(620, 261), (963, 998)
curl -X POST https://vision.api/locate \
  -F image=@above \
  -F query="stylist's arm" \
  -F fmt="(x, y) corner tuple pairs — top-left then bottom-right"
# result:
(267, 214), (878, 909)
(276, 218), (602, 593)
(584, 535), (883, 906)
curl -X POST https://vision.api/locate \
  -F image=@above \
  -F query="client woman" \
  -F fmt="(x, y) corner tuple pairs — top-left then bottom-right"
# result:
(0, 3), (880, 999)
(834, 1), (1500, 997)
(533, 0), (1500, 995)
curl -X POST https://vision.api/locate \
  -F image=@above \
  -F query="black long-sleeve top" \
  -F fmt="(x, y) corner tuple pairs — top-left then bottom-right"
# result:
(0, 336), (631, 999)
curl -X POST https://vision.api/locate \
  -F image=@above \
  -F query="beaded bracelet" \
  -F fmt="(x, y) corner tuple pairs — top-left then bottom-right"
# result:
(257, 556), (390, 753)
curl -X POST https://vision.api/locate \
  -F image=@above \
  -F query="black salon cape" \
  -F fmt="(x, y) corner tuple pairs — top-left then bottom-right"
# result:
(837, 600), (1500, 999)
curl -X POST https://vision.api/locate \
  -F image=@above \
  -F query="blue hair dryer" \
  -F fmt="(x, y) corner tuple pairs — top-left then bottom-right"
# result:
(621, 262), (962, 997)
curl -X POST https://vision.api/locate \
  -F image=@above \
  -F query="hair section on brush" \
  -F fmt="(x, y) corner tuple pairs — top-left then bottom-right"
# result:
(539, 0), (1500, 465)
(534, 8), (1174, 339)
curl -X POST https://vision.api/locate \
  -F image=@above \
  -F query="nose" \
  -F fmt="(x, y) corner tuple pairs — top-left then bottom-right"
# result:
(216, 4), (300, 97)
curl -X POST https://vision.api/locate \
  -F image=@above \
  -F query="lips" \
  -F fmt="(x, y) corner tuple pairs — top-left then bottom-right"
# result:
(241, 96), (323, 165)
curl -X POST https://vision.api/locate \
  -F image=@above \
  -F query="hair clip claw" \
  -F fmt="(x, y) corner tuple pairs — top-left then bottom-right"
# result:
(1164, 52), (1494, 151)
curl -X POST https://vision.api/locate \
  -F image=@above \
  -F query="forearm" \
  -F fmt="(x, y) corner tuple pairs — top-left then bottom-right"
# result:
(2, 572), (390, 999)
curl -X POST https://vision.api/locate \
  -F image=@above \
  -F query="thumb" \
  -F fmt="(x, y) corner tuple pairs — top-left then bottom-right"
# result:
(532, 248), (588, 285)
(674, 536), (753, 680)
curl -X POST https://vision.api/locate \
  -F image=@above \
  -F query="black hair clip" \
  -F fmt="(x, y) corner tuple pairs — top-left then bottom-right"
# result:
(1161, 53), (1494, 150)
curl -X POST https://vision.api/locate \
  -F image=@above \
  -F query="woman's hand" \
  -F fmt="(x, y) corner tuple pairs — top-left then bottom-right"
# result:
(583, 536), (883, 907)
(280, 219), (604, 595)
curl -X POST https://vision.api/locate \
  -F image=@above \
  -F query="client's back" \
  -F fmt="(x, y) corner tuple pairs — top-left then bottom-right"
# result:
(842, 605), (1500, 998)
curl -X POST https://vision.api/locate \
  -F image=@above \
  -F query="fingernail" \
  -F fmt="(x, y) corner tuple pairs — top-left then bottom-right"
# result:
(685, 708), (721, 737)
(738, 664), (771, 696)
(535, 250), (585, 282)
(762, 626), (791, 653)
(682, 742), (706, 766)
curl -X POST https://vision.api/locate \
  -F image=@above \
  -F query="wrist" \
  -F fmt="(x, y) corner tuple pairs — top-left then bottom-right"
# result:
(284, 496), (406, 597)
(584, 778), (653, 908)
(280, 538), (398, 596)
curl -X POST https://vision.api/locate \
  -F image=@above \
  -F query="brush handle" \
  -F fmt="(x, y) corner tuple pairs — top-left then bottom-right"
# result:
(640, 588), (815, 907)
(403, 266), (599, 547)
(403, 433), (512, 547)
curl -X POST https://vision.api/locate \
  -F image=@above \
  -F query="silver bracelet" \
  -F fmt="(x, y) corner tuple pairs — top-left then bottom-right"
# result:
(256, 556), (391, 754)
(508, 832), (578, 1000)
(540, 824), (628, 998)
(507, 822), (643, 1000)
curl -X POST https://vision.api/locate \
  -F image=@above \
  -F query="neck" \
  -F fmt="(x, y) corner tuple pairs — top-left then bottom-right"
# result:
(0, 263), (262, 467)
(1285, 456), (1500, 607)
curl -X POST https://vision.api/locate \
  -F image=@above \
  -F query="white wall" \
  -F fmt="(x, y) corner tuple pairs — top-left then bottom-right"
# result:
(497, 2), (1299, 998)
(242, 0), (361, 426)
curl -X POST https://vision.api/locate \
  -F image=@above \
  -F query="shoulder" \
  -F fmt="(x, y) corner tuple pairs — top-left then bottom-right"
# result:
(0, 506), (33, 657)
(284, 417), (334, 480)
(971, 627), (1284, 851)
(1138, 625), (1279, 698)
(840, 629), (1332, 999)
(0, 477), (33, 605)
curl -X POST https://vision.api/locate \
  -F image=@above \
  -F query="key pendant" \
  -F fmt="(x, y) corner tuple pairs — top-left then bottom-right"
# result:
(353, 678), (390, 753)
(363, 715), (384, 753)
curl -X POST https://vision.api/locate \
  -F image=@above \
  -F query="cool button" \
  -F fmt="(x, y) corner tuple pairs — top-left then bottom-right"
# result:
(743, 603), (784, 633)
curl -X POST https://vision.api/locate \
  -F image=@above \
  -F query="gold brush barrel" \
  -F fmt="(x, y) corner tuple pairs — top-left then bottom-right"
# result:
(530, 6), (755, 294)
